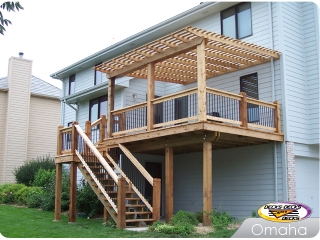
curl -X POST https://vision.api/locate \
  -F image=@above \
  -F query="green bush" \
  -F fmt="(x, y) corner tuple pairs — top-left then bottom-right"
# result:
(210, 209), (236, 230)
(194, 210), (203, 223)
(25, 187), (44, 208)
(76, 178), (103, 218)
(0, 184), (25, 204)
(14, 185), (30, 205)
(169, 210), (198, 226)
(33, 168), (56, 187)
(148, 221), (194, 235)
(13, 155), (55, 186)
(38, 167), (70, 212)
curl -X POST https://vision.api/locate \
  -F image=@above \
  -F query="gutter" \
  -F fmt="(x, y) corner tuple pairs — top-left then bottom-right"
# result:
(50, 2), (222, 79)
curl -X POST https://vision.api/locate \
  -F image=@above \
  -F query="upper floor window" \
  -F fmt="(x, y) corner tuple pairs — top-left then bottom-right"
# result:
(94, 63), (103, 85)
(221, 2), (252, 39)
(69, 74), (75, 95)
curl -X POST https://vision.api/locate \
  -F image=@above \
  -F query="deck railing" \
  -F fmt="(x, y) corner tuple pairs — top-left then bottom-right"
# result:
(107, 87), (281, 136)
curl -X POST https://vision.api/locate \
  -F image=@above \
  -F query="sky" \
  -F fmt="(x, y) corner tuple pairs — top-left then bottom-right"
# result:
(0, 0), (203, 89)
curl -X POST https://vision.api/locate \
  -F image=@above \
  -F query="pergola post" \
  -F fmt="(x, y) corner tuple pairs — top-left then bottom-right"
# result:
(165, 147), (173, 223)
(203, 141), (212, 226)
(107, 77), (115, 138)
(147, 63), (155, 131)
(197, 40), (207, 121)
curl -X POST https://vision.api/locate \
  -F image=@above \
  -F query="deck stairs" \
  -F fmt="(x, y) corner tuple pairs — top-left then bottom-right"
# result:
(74, 125), (156, 228)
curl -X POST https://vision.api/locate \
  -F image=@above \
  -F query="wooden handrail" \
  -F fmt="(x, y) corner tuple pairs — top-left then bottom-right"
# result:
(247, 98), (277, 109)
(151, 87), (197, 104)
(74, 125), (119, 183)
(91, 118), (102, 128)
(60, 126), (72, 133)
(118, 144), (153, 185)
(111, 102), (147, 115)
(206, 87), (242, 101)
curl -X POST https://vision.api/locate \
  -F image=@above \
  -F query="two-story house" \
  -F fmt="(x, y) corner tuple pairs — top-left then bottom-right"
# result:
(51, 2), (319, 228)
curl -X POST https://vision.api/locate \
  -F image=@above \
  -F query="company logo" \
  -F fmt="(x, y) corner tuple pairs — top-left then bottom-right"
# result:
(258, 202), (312, 223)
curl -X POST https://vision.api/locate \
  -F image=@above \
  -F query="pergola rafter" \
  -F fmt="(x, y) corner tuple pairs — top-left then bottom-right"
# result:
(95, 26), (280, 84)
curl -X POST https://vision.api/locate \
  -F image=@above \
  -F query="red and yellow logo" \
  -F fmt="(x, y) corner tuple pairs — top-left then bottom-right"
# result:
(258, 202), (312, 223)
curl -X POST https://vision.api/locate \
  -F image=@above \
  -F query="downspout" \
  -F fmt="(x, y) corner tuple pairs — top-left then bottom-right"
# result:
(63, 99), (78, 120)
(269, 2), (278, 201)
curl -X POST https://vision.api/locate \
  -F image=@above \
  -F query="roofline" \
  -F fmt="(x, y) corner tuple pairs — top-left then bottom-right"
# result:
(50, 1), (230, 80)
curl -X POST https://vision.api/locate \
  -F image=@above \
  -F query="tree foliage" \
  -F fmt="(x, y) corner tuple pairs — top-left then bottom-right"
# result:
(0, 1), (23, 35)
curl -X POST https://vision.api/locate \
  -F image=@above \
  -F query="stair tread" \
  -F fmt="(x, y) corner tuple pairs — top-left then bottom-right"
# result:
(126, 218), (154, 222)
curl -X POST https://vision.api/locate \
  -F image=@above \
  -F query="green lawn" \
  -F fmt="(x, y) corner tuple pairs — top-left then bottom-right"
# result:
(0, 205), (237, 238)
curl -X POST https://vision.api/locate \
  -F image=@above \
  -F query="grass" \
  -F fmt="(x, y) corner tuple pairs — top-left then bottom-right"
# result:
(0, 205), (237, 238)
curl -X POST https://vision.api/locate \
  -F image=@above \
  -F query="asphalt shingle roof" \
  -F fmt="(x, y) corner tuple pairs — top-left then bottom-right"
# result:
(0, 75), (61, 98)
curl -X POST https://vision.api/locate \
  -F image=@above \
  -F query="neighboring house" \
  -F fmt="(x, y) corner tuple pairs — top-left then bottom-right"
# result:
(51, 2), (319, 227)
(0, 55), (61, 184)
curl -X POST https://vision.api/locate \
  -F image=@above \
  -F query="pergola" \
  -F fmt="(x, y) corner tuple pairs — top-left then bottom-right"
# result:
(95, 26), (280, 84)
(94, 26), (281, 225)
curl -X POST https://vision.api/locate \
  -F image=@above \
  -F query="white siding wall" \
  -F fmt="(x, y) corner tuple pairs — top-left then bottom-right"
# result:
(173, 143), (283, 219)
(302, 2), (319, 144)
(0, 91), (7, 183)
(27, 96), (60, 160)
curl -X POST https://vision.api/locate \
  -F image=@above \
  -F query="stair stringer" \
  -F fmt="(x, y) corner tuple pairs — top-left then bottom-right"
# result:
(76, 162), (118, 223)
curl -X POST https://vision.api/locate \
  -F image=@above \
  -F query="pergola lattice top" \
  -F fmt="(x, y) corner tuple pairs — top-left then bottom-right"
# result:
(95, 26), (281, 84)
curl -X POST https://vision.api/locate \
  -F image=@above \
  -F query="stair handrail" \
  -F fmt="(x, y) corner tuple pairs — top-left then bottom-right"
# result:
(74, 125), (119, 183)
(118, 144), (153, 185)
(75, 150), (118, 213)
(105, 153), (153, 212)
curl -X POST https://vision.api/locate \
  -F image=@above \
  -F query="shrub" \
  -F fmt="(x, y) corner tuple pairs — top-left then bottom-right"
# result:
(38, 167), (70, 212)
(169, 210), (198, 226)
(14, 155), (55, 186)
(148, 221), (194, 235)
(0, 184), (25, 204)
(76, 178), (103, 218)
(194, 210), (203, 223)
(33, 168), (56, 187)
(25, 187), (44, 208)
(210, 209), (236, 230)
(14, 185), (30, 205)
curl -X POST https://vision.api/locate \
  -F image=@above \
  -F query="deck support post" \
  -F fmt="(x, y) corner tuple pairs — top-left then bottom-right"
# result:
(203, 141), (212, 226)
(147, 63), (155, 131)
(165, 147), (173, 223)
(85, 120), (91, 154)
(69, 161), (77, 223)
(107, 77), (115, 138)
(153, 178), (161, 221)
(197, 39), (207, 121)
(54, 163), (62, 221)
(117, 177), (126, 229)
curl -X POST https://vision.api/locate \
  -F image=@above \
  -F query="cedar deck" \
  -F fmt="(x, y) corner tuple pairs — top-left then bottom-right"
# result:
(54, 26), (283, 228)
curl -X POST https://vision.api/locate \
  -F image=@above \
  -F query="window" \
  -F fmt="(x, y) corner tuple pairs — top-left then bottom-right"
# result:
(240, 73), (259, 123)
(221, 2), (252, 39)
(69, 74), (75, 95)
(89, 95), (108, 122)
(94, 63), (103, 85)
